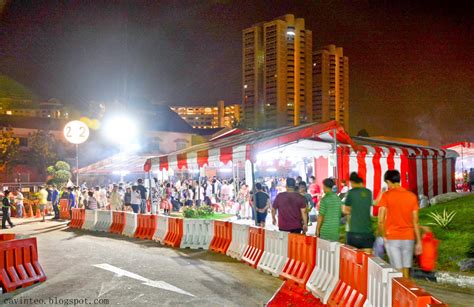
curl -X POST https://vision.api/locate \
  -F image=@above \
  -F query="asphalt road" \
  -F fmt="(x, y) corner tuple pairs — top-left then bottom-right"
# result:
(1, 218), (281, 306)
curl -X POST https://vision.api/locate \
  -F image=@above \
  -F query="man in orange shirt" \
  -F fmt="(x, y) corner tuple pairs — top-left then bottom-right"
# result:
(378, 170), (422, 278)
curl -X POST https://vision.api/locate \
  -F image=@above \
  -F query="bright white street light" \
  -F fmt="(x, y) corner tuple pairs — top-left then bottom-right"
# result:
(104, 116), (137, 144)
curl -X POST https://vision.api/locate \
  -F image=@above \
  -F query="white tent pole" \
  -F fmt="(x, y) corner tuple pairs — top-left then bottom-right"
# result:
(334, 128), (339, 186)
(251, 161), (257, 226)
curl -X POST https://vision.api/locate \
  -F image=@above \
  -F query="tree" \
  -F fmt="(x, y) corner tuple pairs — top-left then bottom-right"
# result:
(0, 127), (20, 175)
(30, 130), (59, 176)
(46, 161), (72, 188)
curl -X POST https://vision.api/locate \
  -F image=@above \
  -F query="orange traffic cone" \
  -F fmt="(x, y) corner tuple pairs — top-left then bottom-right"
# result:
(27, 203), (33, 218)
(35, 208), (41, 218)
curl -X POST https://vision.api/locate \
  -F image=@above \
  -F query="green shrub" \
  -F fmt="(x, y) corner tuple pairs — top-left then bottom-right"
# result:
(201, 205), (214, 216)
(183, 207), (196, 218)
(182, 205), (214, 218)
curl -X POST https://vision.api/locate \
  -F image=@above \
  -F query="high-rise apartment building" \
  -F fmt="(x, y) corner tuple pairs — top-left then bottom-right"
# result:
(312, 45), (349, 131)
(242, 14), (312, 129)
(171, 100), (240, 129)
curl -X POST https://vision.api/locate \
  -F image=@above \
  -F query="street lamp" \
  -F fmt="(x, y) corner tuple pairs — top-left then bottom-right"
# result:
(103, 116), (137, 145)
(103, 116), (138, 182)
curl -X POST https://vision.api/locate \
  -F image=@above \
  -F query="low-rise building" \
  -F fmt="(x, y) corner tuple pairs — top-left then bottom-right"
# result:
(171, 100), (240, 129)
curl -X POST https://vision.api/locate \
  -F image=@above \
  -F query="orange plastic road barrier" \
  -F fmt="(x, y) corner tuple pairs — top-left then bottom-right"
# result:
(163, 217), (183, 248)
(241, 226), (265, 268)
(134, 214), (146, 239)
(109, 211), (126, 234)
(327, 245), (369, 307)
(59, 199), (70, 219)
(0, 237), (47, 292)
(267, 280), (324, 307)
(0, 234), (16, 241)
(209, 221), (232, 254)
(392, 277), (447, 307)
(280, 234), (316, 288)
(70, 208), (85, 229)
(134, 214), (157, 240)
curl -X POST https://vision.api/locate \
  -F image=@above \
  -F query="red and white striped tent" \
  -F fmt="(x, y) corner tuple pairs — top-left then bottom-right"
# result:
(339, 139), (456, 199)
(145, 121), (457, 199)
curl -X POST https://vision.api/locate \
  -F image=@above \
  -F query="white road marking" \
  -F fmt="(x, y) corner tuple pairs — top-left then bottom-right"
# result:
(93, 263), (195, 297)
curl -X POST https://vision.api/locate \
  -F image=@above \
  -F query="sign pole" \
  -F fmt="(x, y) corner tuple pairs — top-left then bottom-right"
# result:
(63, 120), (89, 188)
(76, 144), (79, 187)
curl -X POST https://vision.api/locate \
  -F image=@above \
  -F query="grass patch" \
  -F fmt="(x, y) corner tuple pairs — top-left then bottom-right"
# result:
(418, 194), (474, 272)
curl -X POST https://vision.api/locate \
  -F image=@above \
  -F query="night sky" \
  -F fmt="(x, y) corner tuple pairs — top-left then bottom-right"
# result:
(1, 1), (473, 146)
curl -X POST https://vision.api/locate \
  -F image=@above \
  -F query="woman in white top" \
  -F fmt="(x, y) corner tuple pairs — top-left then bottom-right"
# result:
(130, 186), (141, 214)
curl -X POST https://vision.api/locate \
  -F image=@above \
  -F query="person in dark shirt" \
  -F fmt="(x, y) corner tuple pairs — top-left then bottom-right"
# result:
(2, 190), (15, 229)
(51, 185), (60, 220)
(254, 183), (270, 227)
(343, 172), (374, 253)
(136, 179), (148, 214)
(272, 178), (308, 234)
(299, 181), (315, 226)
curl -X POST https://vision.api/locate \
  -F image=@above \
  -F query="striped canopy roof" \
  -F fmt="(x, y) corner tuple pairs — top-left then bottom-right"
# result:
(145, 121), (353, 171)
(145, 121), (456, 172)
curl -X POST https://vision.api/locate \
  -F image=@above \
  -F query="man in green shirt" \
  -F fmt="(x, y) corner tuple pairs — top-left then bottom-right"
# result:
(343, 172), (375, 253)
(316, 178), (342, 241)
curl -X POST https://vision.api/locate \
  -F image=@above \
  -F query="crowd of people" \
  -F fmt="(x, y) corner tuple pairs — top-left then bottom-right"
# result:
(2, 169), (424, 278)
(270, 170), (422, 278)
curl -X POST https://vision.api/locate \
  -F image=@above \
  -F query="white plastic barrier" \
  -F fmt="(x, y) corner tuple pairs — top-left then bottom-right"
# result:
(366, 256), (403, 307)
(122, 212), (137, 237)
(153, 215), (169, 244)
(306, 238), (341, 304)
(94, 210), (113, 232)
(180, 219), (214, 249)
(226, 223), (249, 260)
(257, 229), (288, 277)
(82, 209), (97, 231)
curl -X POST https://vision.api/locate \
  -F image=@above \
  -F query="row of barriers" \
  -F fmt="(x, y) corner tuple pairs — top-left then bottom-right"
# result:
(10, 199), (71, 220)
(70, 208), (447, 306)
(10, 200), (43, 219)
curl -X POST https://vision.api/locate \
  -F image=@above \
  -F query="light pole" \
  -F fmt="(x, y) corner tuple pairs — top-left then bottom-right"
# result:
(64, 120), (90, 186)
